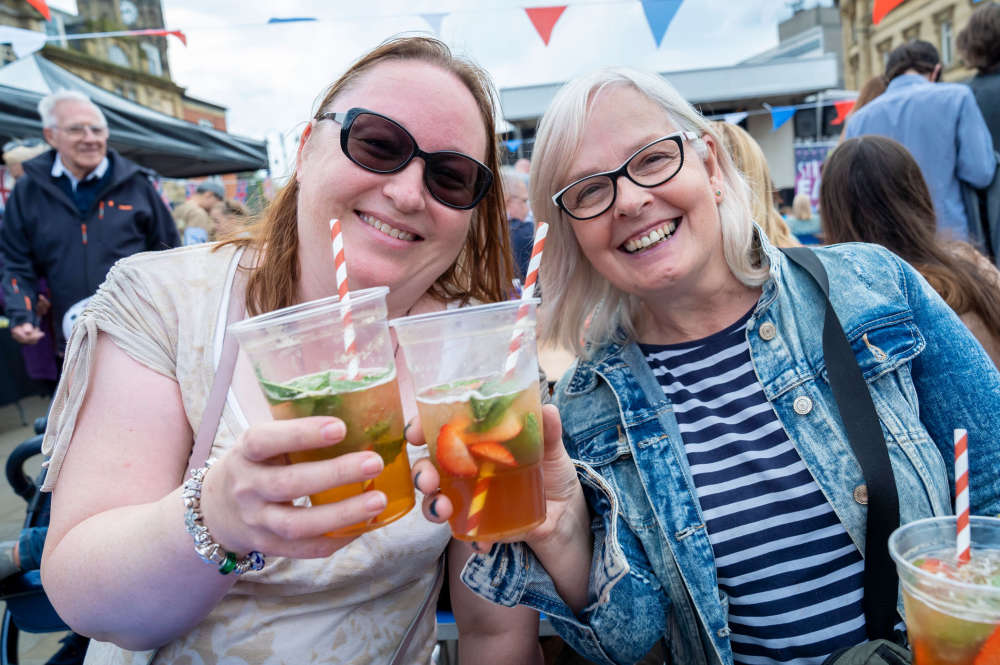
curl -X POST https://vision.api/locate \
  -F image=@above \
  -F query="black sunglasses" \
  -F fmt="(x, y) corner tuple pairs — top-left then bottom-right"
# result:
(316, 108), (494, 210)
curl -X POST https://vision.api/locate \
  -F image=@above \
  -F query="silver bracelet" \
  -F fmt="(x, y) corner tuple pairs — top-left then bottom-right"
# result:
(183, 458), (265, 575)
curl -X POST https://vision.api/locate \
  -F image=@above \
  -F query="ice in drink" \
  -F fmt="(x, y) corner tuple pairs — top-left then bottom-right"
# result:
(416, 376), (545, 541)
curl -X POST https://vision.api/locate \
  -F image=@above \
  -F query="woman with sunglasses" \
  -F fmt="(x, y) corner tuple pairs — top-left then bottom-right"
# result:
(413, 67), (1000, 665)
(38, 37), (544, 665)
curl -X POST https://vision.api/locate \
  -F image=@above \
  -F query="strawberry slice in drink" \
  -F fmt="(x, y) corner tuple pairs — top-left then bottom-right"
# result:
(436, 423), (478, 478)
(463, 410), (522, 445)
(974, 625), (1000, 665)
(469, 442), (518, 468)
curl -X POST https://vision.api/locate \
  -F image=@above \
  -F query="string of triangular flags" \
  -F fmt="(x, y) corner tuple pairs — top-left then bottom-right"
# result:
(500, 97), (858, 150)
(10, 0), (685, 52)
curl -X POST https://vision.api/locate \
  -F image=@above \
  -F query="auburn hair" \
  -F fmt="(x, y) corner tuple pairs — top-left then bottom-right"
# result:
(820, 136), (1000, 333)
(220, 36), (513, 316)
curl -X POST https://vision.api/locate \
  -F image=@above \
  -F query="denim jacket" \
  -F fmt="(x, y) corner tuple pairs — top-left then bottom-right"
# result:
(461, 235), (1000, 665)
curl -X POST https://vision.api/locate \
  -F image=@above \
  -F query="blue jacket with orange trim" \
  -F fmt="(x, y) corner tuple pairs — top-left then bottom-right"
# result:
(0, 148), (179, 350)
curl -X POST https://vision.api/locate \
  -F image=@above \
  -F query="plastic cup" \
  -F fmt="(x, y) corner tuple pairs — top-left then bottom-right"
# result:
(229, 286), (414, 537)
(889, 516), (1000, 665)
(391, 300), (546, 541)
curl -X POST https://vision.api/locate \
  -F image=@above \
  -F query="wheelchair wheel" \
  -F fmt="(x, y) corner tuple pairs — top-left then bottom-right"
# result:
(2, 608), (19, 665)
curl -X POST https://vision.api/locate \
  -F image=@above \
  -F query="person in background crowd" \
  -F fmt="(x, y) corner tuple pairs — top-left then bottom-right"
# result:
(839, 75), (889, 141)
(514, 157), (532, 175)
(1, 138), (60, 387)
(173, 180), (224, 245)
(713, 121), (798, 247)
(210, 198), (251, 239)
(957, 2), (1000, 153)
(502, 166), (534, 281)
(821, 135), (1000, 369)
(844, 40), (996, 240)
(2, 139), (49, 182)
(39, 36), (543, 665)
(413, 65), (1000, 665)
(0, 89), (179, 353)
(788, 191), (822, 244)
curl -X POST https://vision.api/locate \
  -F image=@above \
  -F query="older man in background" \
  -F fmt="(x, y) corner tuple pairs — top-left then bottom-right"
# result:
(0, 90), (178, 352)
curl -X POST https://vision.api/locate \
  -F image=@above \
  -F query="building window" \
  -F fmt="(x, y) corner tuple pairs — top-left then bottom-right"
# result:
(140, 43), (162, 76)
(107, 44), (130, 68)
(903, 22), (921, 42)
(198, 118), (215, 129)
(940, 20), (953, 66)
(877, 38), (893, 68)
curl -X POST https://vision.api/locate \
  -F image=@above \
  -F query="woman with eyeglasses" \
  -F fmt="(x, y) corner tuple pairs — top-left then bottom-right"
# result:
(38, 37), (544, 665)
(412, 67), (1000, 665)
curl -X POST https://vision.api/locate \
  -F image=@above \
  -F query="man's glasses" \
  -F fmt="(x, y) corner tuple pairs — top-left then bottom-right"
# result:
(317, 108), (493, 210)
(552, 131), (700, 220)
(56, 124), (108, 139)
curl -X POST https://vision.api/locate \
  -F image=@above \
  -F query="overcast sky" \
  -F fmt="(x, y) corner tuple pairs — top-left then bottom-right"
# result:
(50, 0), (833, 173)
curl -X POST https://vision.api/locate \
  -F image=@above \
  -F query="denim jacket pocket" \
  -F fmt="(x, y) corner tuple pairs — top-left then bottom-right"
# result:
(840, 313), (924, 381)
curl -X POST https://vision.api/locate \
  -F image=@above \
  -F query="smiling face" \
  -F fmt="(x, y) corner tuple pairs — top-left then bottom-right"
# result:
(563, 85), (736, 305)
(294, 60), (488, 314)
(42, 100), (108, 180)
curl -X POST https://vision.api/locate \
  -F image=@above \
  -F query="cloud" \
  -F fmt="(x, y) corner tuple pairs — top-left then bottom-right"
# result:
(158, 0), (821, 140)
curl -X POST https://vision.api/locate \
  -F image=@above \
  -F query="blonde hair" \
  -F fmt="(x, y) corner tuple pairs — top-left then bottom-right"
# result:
(713, 122), (798, 248)
(792, 192), (814, 221)
(2, 142), (49, 166)
(531, 67), (769, 358)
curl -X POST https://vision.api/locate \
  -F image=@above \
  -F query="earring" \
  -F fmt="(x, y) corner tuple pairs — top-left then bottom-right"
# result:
(715, 189), (723, 199)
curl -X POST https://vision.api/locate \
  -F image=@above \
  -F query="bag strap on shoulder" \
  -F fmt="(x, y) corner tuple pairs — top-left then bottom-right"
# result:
(780, 246), (901, 642)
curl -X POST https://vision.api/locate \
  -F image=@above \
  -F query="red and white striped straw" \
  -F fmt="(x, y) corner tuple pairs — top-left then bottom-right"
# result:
(330, 218), (360, 381)
(955, 428), (970, 563)
(502, 222), (548, 379)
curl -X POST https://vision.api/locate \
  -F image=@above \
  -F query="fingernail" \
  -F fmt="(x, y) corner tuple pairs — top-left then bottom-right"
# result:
(414, 471), (422, 488)
(429, 498), (439, 518)
(321, 422), (345, 442)
(364, 492), (387, 512)
(360, 455), (383, 476)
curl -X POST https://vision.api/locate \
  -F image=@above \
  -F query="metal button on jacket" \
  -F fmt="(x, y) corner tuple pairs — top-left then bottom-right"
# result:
(758, 322), (777, 341)
(793, 395), (813, 415)
(854, 484), (869, 505)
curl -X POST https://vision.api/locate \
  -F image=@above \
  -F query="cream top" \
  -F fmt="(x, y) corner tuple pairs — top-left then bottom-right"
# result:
(42, 243), (449, 665)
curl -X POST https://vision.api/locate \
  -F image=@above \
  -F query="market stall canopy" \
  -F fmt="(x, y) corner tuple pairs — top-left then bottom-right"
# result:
(0, 55), (268, 177)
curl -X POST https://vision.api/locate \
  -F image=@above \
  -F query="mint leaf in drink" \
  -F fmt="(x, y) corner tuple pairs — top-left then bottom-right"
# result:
(259, 378), (305, 403)
(469, 393), (518, 431)
(372, 437), (405, 465)
(364, 419), (392, 441)
(504, 412), (541, 464)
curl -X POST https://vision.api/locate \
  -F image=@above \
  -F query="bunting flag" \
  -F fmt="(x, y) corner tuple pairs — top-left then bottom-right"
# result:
(640, 0), (683, 48)
(267, 17), (317, 24)
(0, 25), (47, 58)
(504, 138), (523, 153)
(769, 106), (796, 131)
(25, 0), (50, 21)
(525, 6), (567, 46)
(420, 13), (447, 36)
(723, 111), (748, 125)
(235, 178), (248, 202)
(872, 0), (907, 25)
(829, 99), (856, 126)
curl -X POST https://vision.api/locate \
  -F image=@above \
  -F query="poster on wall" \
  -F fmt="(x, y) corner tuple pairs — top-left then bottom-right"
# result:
(793, 143), (837, 212)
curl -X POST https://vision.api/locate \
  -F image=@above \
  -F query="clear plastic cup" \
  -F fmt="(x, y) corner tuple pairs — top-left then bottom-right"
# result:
(391, 300), (546, 541)
(889, 516), (1000, 665)
(229, 287), (413, 537)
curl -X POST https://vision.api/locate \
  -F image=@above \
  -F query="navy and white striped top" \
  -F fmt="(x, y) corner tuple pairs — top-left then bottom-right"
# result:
(640, 309), (867, 665)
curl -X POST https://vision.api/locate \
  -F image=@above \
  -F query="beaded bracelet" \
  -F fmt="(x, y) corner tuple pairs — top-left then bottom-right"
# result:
(183, 458), (265, 576)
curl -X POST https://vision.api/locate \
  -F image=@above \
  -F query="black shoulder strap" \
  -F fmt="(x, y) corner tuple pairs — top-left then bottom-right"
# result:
(780, 246), (900, 642)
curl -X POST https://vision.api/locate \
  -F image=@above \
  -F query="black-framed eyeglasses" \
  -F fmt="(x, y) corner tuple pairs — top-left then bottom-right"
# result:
(316, 108), (494, 210)
(552, 131), (700, 220)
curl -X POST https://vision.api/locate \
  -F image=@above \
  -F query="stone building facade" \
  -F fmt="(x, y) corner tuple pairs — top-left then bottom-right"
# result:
(840, 0), (982, 89)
